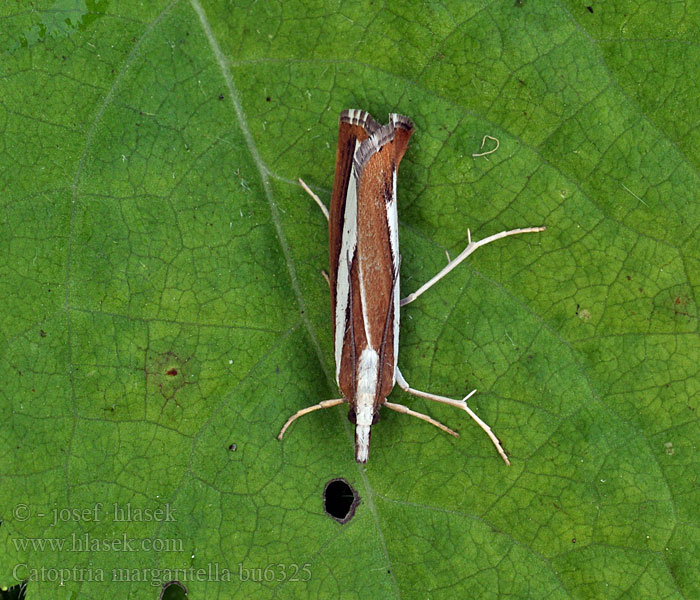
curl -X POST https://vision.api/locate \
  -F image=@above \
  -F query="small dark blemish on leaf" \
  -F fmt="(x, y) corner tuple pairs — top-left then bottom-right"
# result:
(147, 350), (193, 406)
(586, 5), (594, 13)
(518, 78), (526, 86)
(323, 478), (360, 524)
(575, 303), (580, 316)
(674, 296), (689, 316)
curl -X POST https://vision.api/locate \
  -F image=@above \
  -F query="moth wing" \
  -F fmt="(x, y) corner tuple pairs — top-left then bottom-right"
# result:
(329, 111), (380, 391)
(350, 116), (414, 402)
(331, 112), (414, 402)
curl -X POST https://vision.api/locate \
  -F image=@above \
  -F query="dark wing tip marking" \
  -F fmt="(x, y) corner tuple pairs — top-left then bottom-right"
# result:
(341, 111), (414, 179)
(388, 113), (414, 132)
(340, 109), (381, 133)
(354, 124), (395, 173)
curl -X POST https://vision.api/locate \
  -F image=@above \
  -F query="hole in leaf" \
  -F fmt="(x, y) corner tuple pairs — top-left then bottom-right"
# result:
(0, 581), (27, 600)
(323, 478), (359, 524)
(160, 580), (188, 600)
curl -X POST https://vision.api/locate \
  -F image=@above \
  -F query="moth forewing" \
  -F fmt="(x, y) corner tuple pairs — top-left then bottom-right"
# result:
(277, 109), (545, 465)
(334, 113), (414, 462)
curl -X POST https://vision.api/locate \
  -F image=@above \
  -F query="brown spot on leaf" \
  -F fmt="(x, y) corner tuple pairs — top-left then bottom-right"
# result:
(145, 351), (194, 409)
(673, 295), (690, 316)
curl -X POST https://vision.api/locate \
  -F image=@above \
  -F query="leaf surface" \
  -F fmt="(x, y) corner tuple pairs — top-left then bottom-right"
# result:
(1, 1), (698, 598)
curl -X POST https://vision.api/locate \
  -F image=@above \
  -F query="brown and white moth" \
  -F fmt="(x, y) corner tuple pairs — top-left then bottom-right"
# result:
(278, 109), (544, 464)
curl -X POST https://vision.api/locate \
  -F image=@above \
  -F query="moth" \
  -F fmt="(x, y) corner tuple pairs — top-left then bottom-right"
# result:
(278, 109), (544, 463)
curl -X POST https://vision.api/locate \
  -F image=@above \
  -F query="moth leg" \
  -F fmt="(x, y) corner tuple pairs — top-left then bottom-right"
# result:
(277, 398), (345, 439)
(299, 178), (329, 221)
(384, 401), (458, 437)
(400, 225), (545, 306)
(394, 367), (510, 465)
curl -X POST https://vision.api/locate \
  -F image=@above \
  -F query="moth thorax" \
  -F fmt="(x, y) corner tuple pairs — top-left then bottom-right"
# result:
(354, 348), (380, 463)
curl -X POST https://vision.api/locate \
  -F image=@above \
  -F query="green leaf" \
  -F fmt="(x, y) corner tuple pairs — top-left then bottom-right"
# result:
(1, 0), (698, 598)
